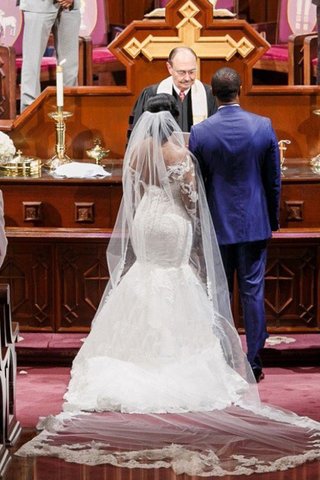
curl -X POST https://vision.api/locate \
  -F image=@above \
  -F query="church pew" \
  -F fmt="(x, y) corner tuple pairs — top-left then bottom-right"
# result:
(0, 284), (21, 474)
(0, 285), (21, 447)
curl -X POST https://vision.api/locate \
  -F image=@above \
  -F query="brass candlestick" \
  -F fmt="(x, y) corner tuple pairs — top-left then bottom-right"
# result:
(47, 106), (73, 170)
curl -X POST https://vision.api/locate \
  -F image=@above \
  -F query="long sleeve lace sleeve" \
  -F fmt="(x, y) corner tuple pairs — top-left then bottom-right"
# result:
(167, 155), (198, 217)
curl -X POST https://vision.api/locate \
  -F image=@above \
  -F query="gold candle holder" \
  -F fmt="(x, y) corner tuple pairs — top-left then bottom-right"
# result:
(47, 106), (73, 170)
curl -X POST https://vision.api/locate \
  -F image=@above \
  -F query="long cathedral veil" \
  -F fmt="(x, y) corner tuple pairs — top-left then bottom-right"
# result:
(15, 110), (320, 476)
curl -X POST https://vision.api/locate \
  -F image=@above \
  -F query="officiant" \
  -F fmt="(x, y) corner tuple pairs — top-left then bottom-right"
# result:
(127, 46), (217, 139)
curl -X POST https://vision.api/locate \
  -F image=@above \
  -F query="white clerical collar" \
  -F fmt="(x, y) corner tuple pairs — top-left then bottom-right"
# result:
(157, 77), (208, 124)
(173, 84), (191, 97)
(218, 103), (240, 110)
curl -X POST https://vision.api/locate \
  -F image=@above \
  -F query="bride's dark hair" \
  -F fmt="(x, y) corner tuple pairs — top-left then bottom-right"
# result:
(145, 93), (179, 119)
(144, 94), (179, 144)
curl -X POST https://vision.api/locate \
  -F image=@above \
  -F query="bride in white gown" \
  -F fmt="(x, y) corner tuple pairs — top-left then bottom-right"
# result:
(17, 94), (320, 476)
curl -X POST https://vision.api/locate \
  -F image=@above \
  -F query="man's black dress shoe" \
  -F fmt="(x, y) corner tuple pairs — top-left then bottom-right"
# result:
(253, 369), (265, 383)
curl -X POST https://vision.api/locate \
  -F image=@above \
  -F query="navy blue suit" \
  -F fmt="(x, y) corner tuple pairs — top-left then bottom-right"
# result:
(189, 105), (281, 372)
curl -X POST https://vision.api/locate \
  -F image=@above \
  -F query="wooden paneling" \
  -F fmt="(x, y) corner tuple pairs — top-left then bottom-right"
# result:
(0, 172), (122, 332)
(3, 86), (320, 162)
(107, 0), (125, 25)
(239, 0), (278, 23)
(265, 238), (319, 330)
(1, 180), (122, 229)
(122, 0), (154, 23)
(107, 0), (154, 25)
(57, 241), (109, 331)
(232, 232), (320, 332)
(0, 237), (113, 332)
(0, 166), (319, 333)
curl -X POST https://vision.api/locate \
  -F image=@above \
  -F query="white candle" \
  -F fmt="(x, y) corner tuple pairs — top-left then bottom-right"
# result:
(56, 64), (64, 107)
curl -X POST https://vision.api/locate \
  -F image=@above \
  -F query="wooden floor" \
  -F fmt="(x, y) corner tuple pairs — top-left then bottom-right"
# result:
(2, 428), (320, 480)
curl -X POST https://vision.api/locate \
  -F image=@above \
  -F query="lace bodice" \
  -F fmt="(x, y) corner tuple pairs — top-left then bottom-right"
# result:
(131, 157), (198, 267)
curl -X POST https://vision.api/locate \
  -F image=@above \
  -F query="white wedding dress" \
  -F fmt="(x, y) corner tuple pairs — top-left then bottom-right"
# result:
(63, 173), (249, 414)
(16, 112), (320, 476)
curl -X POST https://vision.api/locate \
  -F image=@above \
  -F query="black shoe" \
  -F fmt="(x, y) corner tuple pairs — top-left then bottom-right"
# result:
(253, 368), (265, 383)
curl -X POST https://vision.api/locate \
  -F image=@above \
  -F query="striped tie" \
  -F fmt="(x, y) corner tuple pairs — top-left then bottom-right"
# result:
(179, 91), (186, 102)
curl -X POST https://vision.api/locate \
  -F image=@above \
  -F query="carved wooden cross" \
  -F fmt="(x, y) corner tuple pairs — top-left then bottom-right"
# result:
(122, 0), (263, 69)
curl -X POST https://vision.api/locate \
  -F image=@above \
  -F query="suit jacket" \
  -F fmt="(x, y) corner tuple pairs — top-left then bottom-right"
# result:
(17, 0), (80, 12)
(189, 105), (281, 245)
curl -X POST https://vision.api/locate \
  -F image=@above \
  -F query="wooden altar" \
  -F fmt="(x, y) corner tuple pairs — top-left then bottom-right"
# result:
(0, 0), (319, 333)
(0, 160), (319, 333)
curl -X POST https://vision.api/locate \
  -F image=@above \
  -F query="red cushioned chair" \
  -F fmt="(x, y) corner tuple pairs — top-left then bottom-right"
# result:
(253, 0), (316, 85)
(81, 0), (126, 86)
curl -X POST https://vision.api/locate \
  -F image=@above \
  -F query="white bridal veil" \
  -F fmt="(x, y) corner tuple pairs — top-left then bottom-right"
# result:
(16, 111), (320, 476)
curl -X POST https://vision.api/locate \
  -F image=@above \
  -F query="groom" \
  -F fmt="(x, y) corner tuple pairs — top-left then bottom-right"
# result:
(189, 67), (281, 382)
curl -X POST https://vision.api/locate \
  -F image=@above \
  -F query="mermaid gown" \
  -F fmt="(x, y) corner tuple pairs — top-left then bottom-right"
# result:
(63, 174), (248, 413)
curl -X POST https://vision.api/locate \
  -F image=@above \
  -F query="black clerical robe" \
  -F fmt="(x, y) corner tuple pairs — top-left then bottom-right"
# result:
(127, 82), (217, 140)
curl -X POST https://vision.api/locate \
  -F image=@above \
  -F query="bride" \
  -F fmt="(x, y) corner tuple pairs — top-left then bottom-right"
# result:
(17, 94), (320, 476)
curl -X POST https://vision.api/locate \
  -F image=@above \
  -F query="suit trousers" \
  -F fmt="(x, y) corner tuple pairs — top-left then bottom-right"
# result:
(20, 9), (81, 112)
(219, 240), (268, 372)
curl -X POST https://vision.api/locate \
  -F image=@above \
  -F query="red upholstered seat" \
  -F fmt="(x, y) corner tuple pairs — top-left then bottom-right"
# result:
(253, 0), (316, 85)
(81, 0), (125, 85)
(261, 45), (289, 62)
(91, 47), (117, 64)
(15, 55), (57, 72)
